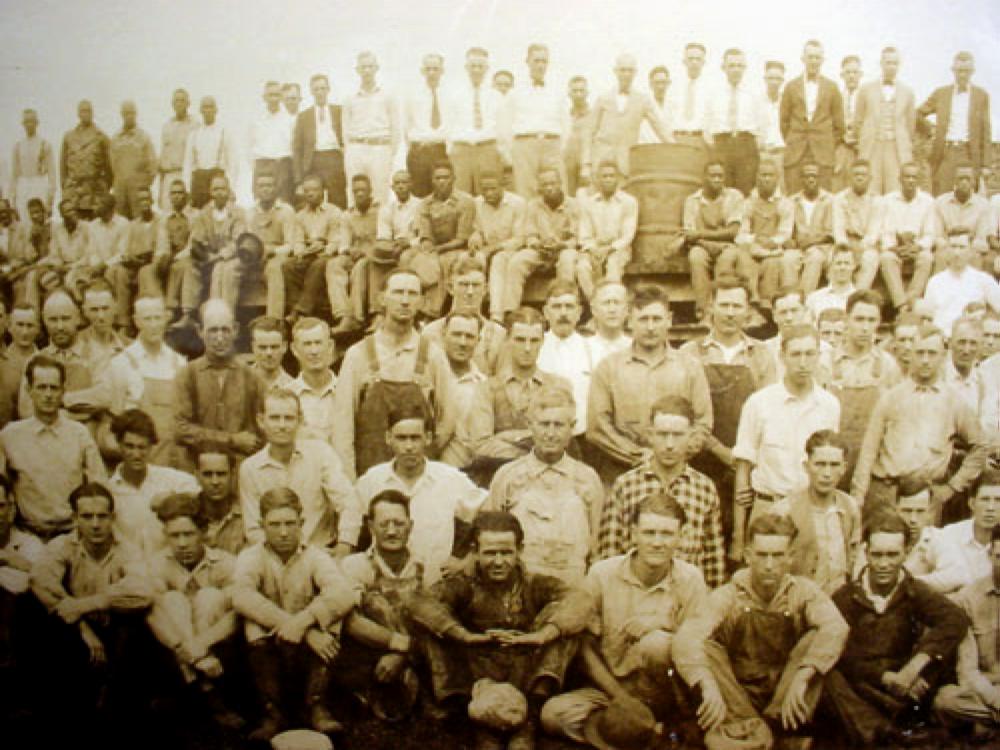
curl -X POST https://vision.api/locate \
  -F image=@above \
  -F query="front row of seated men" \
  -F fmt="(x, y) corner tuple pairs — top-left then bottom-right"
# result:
(10, 451), (1000, 749)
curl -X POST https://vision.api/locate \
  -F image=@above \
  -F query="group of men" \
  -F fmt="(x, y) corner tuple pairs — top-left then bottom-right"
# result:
(1, 37), (1000, 750)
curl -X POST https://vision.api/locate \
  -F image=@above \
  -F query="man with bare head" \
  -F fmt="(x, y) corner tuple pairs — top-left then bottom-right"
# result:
(61, 99), (112, 220)
(110, 100), (157, 220)
(344, 51), (399, 205)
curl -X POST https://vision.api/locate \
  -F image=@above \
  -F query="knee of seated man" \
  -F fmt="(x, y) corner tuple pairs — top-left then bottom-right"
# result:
(192, 586), (228, 613)
(637, 629), (674, 671)
(688, 245), (709, 267)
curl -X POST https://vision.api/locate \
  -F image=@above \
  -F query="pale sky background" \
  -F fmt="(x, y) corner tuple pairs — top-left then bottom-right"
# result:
(0, 0), (998, 202)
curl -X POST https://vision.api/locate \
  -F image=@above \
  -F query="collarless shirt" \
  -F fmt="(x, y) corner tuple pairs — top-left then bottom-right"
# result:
(251, 108), (294, 159)
(880, 190), (935, 250)
(160, 116), (196, 172)
(344, 87), (395, 140)
(376, 195), (419, 247)
(579, 189), (639, 253)
(507, 81), (566, 136)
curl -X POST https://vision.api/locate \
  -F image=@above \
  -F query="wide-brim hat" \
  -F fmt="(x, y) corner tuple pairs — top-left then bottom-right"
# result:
(271, 728), (334, 750)
(582, 699), (658, 750)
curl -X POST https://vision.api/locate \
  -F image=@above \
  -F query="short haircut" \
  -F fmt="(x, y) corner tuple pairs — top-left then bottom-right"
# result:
(196, 448), (231, 468)
(851, 158), (871, 171)
(250, 315), (287, 339)
(915, 322), (946, 343)
(282, 82), (301, 93)
(479, 170), (501, 184)
(444, 309), (482, 333)
(69, 481), (114, 514)
(846, 289), (883, 315)
(386, 399), (432, 431)
(155, 493), (204, 528)
(596, 159), (619, 174)
(472, 511), (524, 546)
(83, 278), (115, 302)
(765, 60), (785, 72)
(431, 159), (454, 176)
(971, 468), (1000, 498)
(863, 510), (908, 546)
(568, 75), (587, 86)
(368, 489), (411, 522)
(954, 51), (975, 64)
(649, 394), (695, 425)
(351, 173), (372, 187)
(722, 48), (744, 61)
(494, 70), (513, 82)
(528, 384), (576, 417)
(309, 73), (329, 86)
(953, 315), (983, 338)
(634, 491), (687, 527)
(712, 275), (750, 302)
(704, 158), (726, 174)
(817, 307), (847, 325)
(507, 306), (545, 331)
(452, 254), (486, 277)
(25, 353), (66, 387)
(648, 65), (669, 80)
(292, 316), (330, 340)
(841, 55), (861, 67)
(772, 286), (804, 308)
(804, 429), (846, 459)
(803, 39), (823, 51)
(545, 279), (581, 303)
(685, 42), (707, 54)
(881, 46), (899, 57)
(260, 387), (301, 417)
(746, 512), (797, 544)
(111, 408), (158, 445)
(526, 43), (548, 60)
(466, 47), (489, 59)
(780, 324), (821, 351)
(592, 278), (627, 301)
(260, 487), (302, 519)
(632, 283), (670, 312)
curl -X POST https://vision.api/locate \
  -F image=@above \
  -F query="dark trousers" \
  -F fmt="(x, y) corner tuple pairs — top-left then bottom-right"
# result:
(310, 149), (347, 209)
(932, 143), (978, 196)
(785, 144), (833, 194)
(713, 132), (759, 195)
(190, 168), (225, 209)
(407, 142), (449, 198)
(284, 254), (328, 316)
(253, 157), (295, 205)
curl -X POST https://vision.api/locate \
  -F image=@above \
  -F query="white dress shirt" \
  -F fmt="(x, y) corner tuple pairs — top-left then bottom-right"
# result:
(449, 81), (502, 144)
(916, 519), (992, 594)
(182, 122), (236, 185)
(639, 95), (672, 144)
(946, 86), (971, 143)
(804, 78), (820, 120)
(507, 81), (566, 137)
(667, 76), (707, 133)
(924, 266), (1000, 335)
(108, 464), (200, 551)
(251, 108), (294, 159)
(706, 82), (764, 137)
(405, 85), (449, 144)
(761, 92), (785, 149)
(537, 330), (593, 435)
(314, 106), (341, 151)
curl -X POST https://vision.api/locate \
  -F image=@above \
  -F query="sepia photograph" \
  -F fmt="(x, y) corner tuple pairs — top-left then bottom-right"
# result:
(0, 0), (999, 747)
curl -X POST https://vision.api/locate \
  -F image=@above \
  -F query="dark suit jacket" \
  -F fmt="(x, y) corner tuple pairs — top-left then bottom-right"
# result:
(917, 84), (992, 169)
(292, 105), (344, 183)
(780, 75), (845, 168)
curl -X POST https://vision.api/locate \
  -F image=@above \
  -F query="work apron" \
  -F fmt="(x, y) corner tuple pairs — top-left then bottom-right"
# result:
(729, 603), (799, 713)
(355, 335), (434, 477)
(830, 355), (882, 491)
(509, 482), (590, 586)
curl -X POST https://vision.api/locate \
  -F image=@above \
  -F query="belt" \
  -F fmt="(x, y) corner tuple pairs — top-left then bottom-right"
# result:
(715, 131), (755, 139)
(872, 475), (901, 486)
(409, 141), (446, 148)
(761, 145), (785, 153)
(314, 148), (342, 154)
(349, 137), (391, 146)
(515, 132), (559, 140)
(945, 140), (970, 148)
(453, 139), (497, 147)
(674, 129), (704, 136)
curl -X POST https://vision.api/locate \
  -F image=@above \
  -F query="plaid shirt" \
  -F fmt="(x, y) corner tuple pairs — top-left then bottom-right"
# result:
(597, 462), (725, 588)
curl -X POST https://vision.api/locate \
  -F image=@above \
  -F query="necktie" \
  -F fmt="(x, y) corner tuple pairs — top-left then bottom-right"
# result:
(684, 80), (695, 121)
(473, 86), (483, 130)
(318, 106), (326, 124)
(431, 87), (441, 130)
(727, 86), (739, 132)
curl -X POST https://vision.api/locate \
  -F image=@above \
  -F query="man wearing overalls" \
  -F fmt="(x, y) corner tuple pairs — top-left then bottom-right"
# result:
(332, 269), (454, 480)
(675, 513), (849, 750)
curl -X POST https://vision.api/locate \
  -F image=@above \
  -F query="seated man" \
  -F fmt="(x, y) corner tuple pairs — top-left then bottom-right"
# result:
(576, 160), (638, 301)
(151, 179), (197, 317)
(405, 159), (475, 318)
(242, 170), (295, 319)
(830, 159), (880, 294)
(933, 162), (992, 272)
(371, 170), (419, 317)
(825, 512), (969, 747)
(772, 430), (861, 594)
(487, 386), (603, 585)
(48, 198), (93, 300)
(339, 490), (424, 721)
(356, 401), (486, 582)
(232, 487), (360, 741)
(682, 160), (746, 322)
(324, 173), (378, 333)
(240, 388), (360, 558)
(284, 175), (341, 323)
(467, 171), (526, 323)
(503, 167), (579, 318)
(790, 162), (836, 297)
(107, 186), (161, 329)
(934, 526), (1000, 742)
(878, 162), (935, 312)
(674, 513), (849, 750)
(30, 482), (154, 720)
(541, 493), (708, 745)
(407, 511), (590, 750)
(146, 493), (242, 729)
(194, 448), (246, 555)
(805, 246), (855, 321)
(734, 159), (795, 305)
(538, 281), (592, 438)
(913, 469), (1000, 594)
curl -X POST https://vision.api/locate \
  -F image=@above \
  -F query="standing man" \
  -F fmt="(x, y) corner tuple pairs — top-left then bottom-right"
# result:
(638, 65), (672, 145)
(576, 160), (639, 301)
(292, 74), (346, 210)
(449, 47), (504, 196)
(834, 56), (863, 192)
(182, 96), (236, 210)
(505, 43), (566, 199)
(706, 48), (763, 196)
(918, 51), (992, 196)
(668, 43), (710, 148)
(157, 89), (196, 211)
(251, 81), (296, 206)
(60, 100), (112, 220)
(781, 40), (845, 194)
(343, 51), (399, 206)
(854, 47), (916, 195)
(404, 54), (450, 198)
(282, 83), (302, 116)
(760, 61), (787, 191)
(109, 100), (157, 220)
(564, 75), (592, 196)
(10, 108), (56, 220)
(583, 54), (673, 180)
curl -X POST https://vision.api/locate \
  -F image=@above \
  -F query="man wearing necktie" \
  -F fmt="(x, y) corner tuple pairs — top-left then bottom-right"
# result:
(854, 47), (916, 195)
(708, 48), (760, 196)
(448, 47), (505, 196)
(292, 74), (347, 209)
(405, 54), (449, 198)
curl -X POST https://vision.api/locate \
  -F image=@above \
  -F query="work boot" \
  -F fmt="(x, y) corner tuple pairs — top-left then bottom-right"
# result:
(473, 727), (505, 750)
(200, 679), (245, 732)
(506, 717), (536, 750)
(247, 644), (285, 742)
(305, 660), (344, 734)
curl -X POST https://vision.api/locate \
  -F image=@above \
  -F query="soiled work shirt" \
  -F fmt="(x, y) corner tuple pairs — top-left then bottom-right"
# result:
(149, 546), (235, 596)
(579, 189), (638, 253)
(417, 190), (475, 245)
(160, 116), (197, 173)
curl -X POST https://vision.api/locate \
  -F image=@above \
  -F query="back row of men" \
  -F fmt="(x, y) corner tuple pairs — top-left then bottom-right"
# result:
(2, 40), (993, 223)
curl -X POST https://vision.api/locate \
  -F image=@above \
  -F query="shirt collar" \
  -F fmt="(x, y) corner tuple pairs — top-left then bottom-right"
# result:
(367, 546), (422, 580)
(292, 370), (336, 397)
(29, 414), (67, 435)
(618, 549), (675, 592)
(524, 450), (574, 478)
(259, 441), (305, 468)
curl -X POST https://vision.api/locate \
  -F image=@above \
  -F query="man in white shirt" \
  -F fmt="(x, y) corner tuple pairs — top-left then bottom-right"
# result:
(916, 470), (1000, 593)
(537, 281), (591, 438)
(638, 65), (672, 145)
(504, 43), (566, 199)
(449, 47), (504, 196)
(585, 280), (631, 366)
(156, 90), (196, 210)
(182, 96), (236, 209)
(405, 54), (449, 198)
(760, 61), (787, 193)
(879, 162), (935, 311)
(806, 246), (855, 320)
(250, 81), (295, 206)
(288, 317), (338, 446)
(575, 160), (639, 301)
(944, 316), (986, 415)
(292, 73), (347, 210)
(667, 42), (710, 148)
(924, 235), (1000, 335)
(834, 56), (863, 192)
(343, 51), (400, 206)
(707, 48), (764, 195)
(10, 108), (57, 219)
